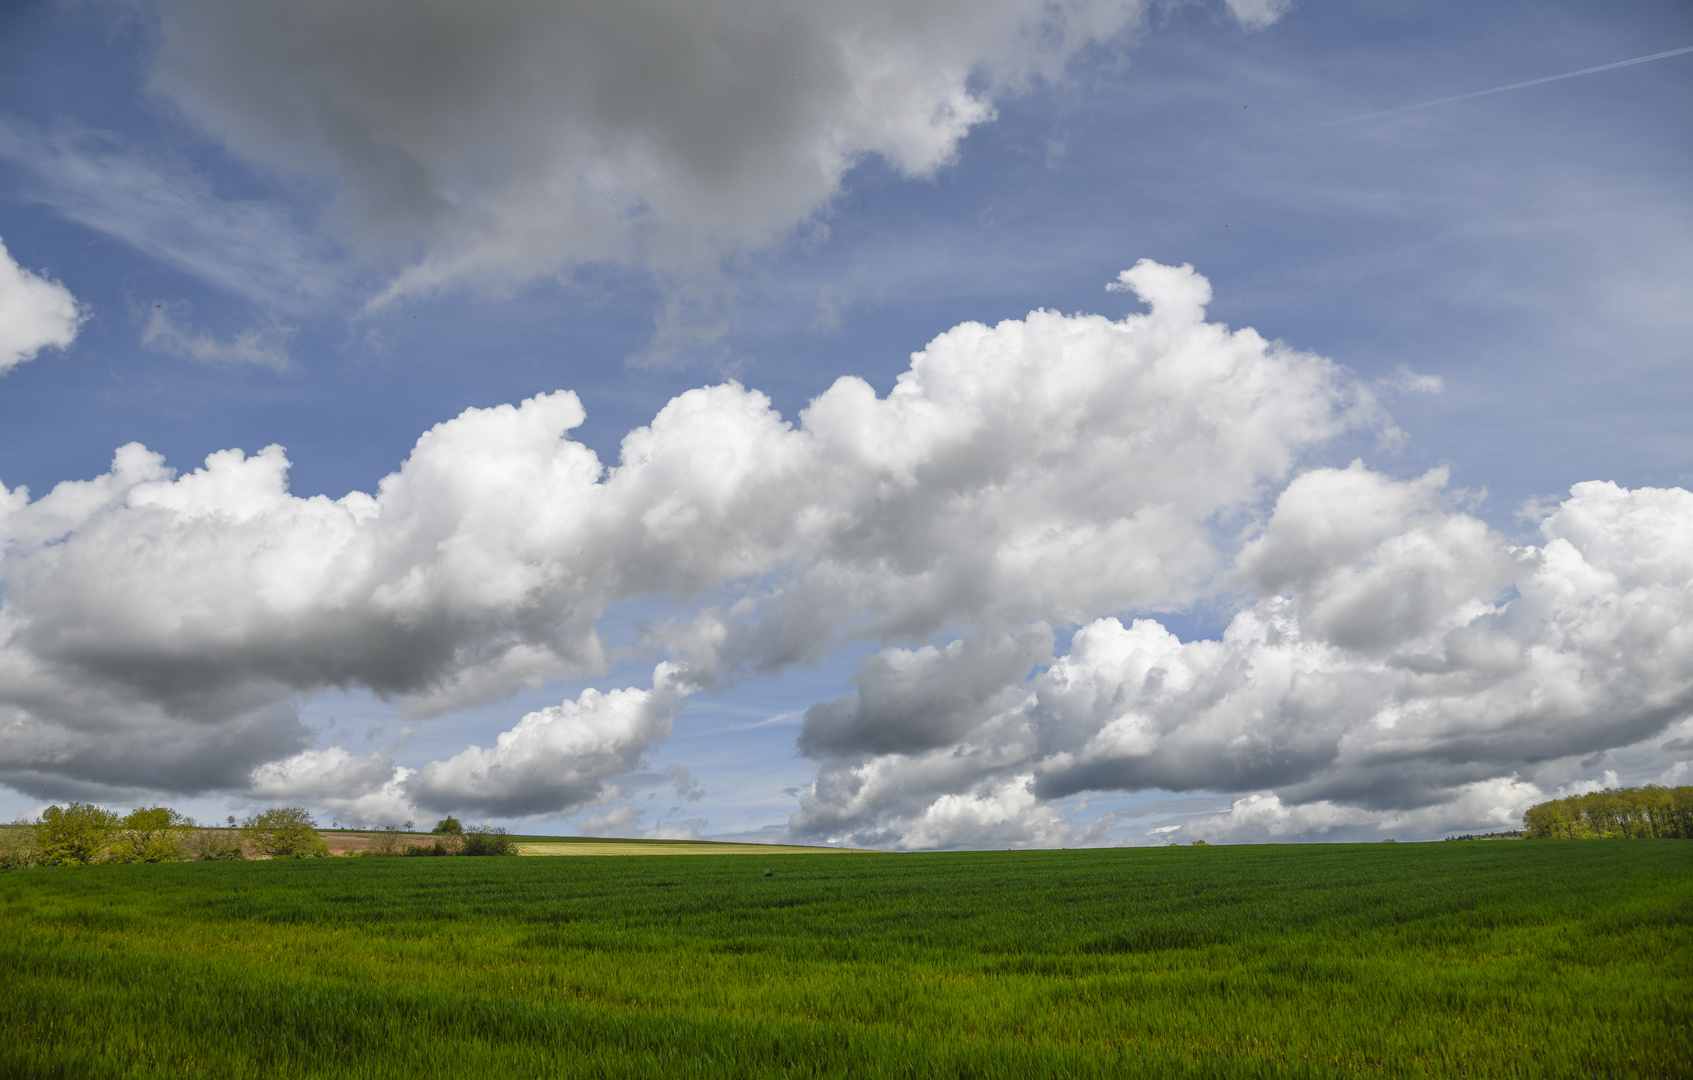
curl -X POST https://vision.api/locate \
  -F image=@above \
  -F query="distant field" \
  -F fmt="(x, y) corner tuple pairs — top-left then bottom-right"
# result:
(514, 838), (866, 856)
(1, 843), (1687, 1078)
(308, 830), (866, 856)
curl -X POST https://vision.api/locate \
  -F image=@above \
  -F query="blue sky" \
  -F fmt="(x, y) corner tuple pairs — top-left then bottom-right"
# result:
(0, 0), (1689, 845)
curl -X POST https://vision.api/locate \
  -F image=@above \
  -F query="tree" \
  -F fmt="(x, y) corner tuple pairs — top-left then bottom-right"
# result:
(1523, 786), (1693, 839)
(432, 816), (463, 835)
(241, 807), (330, 859)
(108, 807), (193, 864)
(37, 803), (121, 865)
(1524, 799), (1583, 839)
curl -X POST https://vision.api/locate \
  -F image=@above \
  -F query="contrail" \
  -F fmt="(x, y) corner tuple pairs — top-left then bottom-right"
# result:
(1296, 44), (1693, 132)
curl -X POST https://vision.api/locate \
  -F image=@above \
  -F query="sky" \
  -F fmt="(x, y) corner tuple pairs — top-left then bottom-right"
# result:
(0, 0), (1690, 847)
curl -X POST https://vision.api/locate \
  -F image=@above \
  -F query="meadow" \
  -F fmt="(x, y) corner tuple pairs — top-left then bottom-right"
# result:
(0, 841), (1687, 1079)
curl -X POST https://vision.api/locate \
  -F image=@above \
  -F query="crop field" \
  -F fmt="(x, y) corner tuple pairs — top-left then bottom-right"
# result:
(513, 837), (869, 857)
(0, 842), (1687, 1079)
(300, 830), (854, 858)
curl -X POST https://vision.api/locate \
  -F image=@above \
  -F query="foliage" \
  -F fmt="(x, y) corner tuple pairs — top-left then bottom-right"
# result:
(1523, 784), (1693, 839)
(403, 839), (455, 856)
(363, 827), (406, 857)
(0, 824), (40, 870)
(36, 802), (121, 866)
(432, 816), (464, 835)
(460, 825), (516, 856)
(0, 843), (1687, 1078)
(107, 807), (194, 864)
(240, 807), (329, 859)
(368, 824), (513, 857)
(182, 828), (246, 861)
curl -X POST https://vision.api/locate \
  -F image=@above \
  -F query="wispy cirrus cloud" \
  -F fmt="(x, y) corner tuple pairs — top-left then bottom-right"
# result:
(140, 303), (293, 371)
(0, 118), (344, 312)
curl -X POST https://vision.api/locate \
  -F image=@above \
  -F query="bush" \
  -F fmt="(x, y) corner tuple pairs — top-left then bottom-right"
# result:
(386, 828), (514, 857)
(183, 828), (246, 861)
(0, 824), (40, 870)
(360, 827), (406, 857)
(460, 826), (516, 856)
(38, 803), (121, 865)
(107, 807), (194, 864)
(431, 816), (463, 835)
(241, 808), (329, 859)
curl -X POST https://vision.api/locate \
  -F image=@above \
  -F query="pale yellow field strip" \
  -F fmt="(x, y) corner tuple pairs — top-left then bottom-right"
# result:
(515, 842), (868, 857)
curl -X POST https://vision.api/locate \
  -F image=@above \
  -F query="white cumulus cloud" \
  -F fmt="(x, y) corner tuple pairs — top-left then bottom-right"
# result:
(0, 261), (1358, 815)
(19, 259), (1679, 847)
(409, 663), (689, 818)
(786, 466), (1693, 847)
(0, 236), (82, 374)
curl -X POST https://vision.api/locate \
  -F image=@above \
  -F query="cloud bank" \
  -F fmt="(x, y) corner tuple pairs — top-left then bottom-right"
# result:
(0, 261), (1350, 813)
(131, 0), (1262, 297)
(1, 260), (1686, 842)
(0, 237), (81, 374)
(788, 467), (1693, 847)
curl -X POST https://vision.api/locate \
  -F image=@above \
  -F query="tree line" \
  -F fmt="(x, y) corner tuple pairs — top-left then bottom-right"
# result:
(1522, 785), (1693, 840)
(0, 804), (513, 869)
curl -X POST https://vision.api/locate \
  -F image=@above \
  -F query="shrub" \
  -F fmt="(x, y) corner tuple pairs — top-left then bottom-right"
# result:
(460, 826), (516, 856)
(432, 816), (463, 835)
(362, 827), (405, 857)
(183, 828), (246, 861)
(0, 824), (40, 870)
(241, 808), (329, 859)
(107, 807), (193, 864)
(38, 803), (121, 865)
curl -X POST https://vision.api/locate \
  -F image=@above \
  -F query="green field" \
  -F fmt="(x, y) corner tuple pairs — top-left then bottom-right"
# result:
(1, 842), (1687, 1079)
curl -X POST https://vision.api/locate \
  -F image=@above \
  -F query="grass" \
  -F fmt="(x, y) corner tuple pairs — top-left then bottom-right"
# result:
(0, 842), (1687, 1078)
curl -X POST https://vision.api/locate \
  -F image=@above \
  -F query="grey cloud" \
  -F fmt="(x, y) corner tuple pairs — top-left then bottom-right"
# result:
(799, 626), (1052, 758)
(662, 764), (705, 802)
(0, 692), (307, 803)
(138, 0), (1148, 296)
